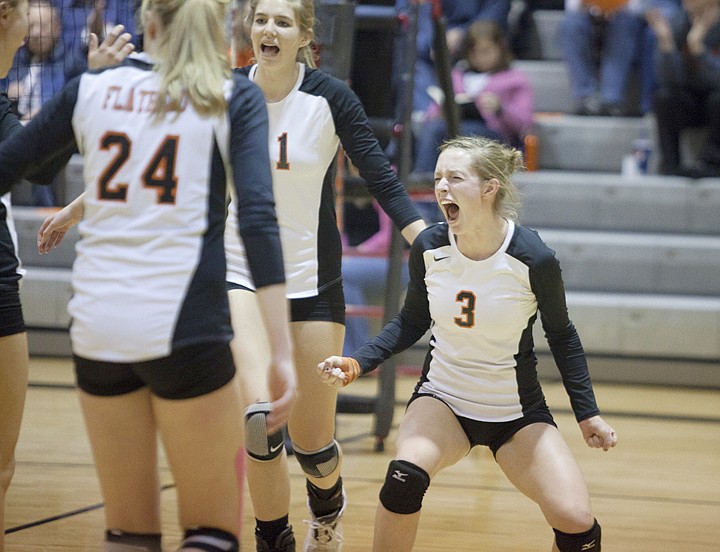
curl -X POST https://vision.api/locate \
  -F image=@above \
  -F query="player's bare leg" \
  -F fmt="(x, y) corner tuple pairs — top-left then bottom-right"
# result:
(373, 397), (469, 552)
(496, 423), (599, 552)
(229, 289), (293, 550)
(0, 332), (28, 552)
(289, 320), (345, 551)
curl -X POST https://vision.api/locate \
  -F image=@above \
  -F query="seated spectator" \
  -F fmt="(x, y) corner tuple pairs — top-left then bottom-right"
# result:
(511, 0), (565, 60)
(4, 0), (78, 205)
(396, 0), (512, 119)
(647, 0), (720, 177)
(413, 20), (534, 173)
(5, 0), (69, 121)
(60, 0), (137, 73)
(559, 0), (646, 116)
(635, 0), (682, 115)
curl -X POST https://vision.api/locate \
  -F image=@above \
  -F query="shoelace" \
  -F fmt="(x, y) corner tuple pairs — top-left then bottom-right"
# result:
(304, 518), (343, 547)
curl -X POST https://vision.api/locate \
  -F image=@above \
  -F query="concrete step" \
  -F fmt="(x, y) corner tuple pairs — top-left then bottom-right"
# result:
(516, 170), (720, 234)
(532, 113), (653, 172)
(536, 291), (720, 361)
(537, 229), (720, 296)
(19, 267), (73, 329)
(513, 60), (572, 113)
(531, 9), (564, 61)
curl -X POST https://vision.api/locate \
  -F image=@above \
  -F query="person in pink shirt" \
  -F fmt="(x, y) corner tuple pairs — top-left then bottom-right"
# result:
(414, 20), (534, 172)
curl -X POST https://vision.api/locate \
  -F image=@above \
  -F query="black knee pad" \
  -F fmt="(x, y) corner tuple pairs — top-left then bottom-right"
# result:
(245, 402), (285, 461)
(554, 519), (601, 552)
(181, 527), (238, 552)
(293, 440), (340, 478)
(379, 459), (430, 515)
(105, 529), (162, 552)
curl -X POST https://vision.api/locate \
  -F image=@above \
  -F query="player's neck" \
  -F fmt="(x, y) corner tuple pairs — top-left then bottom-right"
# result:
(255, 61), (300, 103)
(455, 217), (508, 261)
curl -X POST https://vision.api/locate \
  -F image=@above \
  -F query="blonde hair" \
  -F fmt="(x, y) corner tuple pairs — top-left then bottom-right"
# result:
(140, 0), (231, 118)
(439, 136), (523, 221)
(248, 0), (317, 68)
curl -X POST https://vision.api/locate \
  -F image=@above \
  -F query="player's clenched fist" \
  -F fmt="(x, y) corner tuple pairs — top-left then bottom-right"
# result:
(317, 356), (361, 387)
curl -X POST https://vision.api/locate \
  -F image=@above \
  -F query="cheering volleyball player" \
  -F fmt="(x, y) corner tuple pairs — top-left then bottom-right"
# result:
(0, 0), (297, 550)
(222, 0), (425, 550)
(319, 136), (617, 552)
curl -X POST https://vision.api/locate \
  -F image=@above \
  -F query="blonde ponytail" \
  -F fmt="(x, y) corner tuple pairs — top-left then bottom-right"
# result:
(141, 0), (231, 118)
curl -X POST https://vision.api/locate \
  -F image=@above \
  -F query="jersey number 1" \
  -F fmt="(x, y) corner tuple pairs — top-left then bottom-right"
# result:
(276, 132), (290, 170)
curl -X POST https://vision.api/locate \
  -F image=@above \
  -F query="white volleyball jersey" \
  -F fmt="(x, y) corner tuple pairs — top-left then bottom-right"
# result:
(0, 53), (284, 362)
(353, 221), (600, 423)
(225, 64), (421, 298)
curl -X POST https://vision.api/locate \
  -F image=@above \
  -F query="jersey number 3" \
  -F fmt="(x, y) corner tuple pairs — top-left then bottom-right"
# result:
(454, 291), (476, 328)
(98, 132), (179, 204)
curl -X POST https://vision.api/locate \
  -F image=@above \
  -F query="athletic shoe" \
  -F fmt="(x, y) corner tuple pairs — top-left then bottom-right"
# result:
(303, 491), (345, 551)
(256, 525), (296, 552)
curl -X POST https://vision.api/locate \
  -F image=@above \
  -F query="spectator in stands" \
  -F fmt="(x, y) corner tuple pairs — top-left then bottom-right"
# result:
(6, 0), (67, 121)
(647, 0), (720, 177)
(396, 0), (512, 119)
(559, 0), (646, 116)
(635, 0), (682, 115)
(413, 20), (534, 172)
(60, 0), (138, 72)
(5, 0), (81, 205)
(511, 0), (565, 60)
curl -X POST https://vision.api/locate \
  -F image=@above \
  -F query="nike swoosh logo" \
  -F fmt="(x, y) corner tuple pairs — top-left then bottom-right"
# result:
(434, 255), (449, 261)
(270, 442), (284, 453)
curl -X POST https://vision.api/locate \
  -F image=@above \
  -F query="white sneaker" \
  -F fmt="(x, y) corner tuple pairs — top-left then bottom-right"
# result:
(303, 491), (345, 552)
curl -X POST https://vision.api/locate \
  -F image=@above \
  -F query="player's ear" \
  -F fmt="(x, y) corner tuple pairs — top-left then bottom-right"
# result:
(299, 30), (312, 49)
(482, 177), (500, 199)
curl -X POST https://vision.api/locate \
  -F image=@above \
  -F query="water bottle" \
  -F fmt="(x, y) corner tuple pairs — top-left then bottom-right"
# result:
(632, 129), (653, 175)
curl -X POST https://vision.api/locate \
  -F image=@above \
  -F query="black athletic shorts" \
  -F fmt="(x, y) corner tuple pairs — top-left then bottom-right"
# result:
(74, 341), (236, 400)
(227, 280), (346, 324)
(0, 286), (25, 338)
(408, 393), (557, 457)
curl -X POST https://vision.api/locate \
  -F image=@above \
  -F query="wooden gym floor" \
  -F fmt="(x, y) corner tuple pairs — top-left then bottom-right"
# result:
(4, 356), (720, 551)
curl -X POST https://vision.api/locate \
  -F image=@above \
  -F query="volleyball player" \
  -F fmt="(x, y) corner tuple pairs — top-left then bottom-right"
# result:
(0, 0), (296, 550)
(0, 8), (132, 550)
(221, 1), (426, 550)
(318, 136), (617, 552)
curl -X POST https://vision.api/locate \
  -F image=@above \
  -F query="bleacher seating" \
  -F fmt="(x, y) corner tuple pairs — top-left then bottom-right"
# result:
(11, 5), (720, 391)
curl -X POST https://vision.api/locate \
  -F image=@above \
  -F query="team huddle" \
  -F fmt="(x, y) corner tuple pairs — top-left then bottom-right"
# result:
(0, 1), (616, 552)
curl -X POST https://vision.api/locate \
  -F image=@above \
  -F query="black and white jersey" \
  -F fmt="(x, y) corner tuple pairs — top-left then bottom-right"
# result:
(353, 221), (600, 423)
(225, 64), (421, 298)
(0, 53), (284, 362)
(0, 93), (24, 290)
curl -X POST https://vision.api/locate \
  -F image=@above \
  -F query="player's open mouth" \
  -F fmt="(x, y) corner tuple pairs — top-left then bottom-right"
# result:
(261, 44), (280, 55)
(441, 201), (459, 223)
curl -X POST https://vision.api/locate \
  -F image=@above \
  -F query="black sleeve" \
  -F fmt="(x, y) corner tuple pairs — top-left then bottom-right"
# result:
(228, 75), (285, 289)
(0, 92), (22, 141)
(531, 249), (600, 422)
(353, 234), (432, 374)
(325, 75), (422, 232)
(0, 78), (80, 194)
